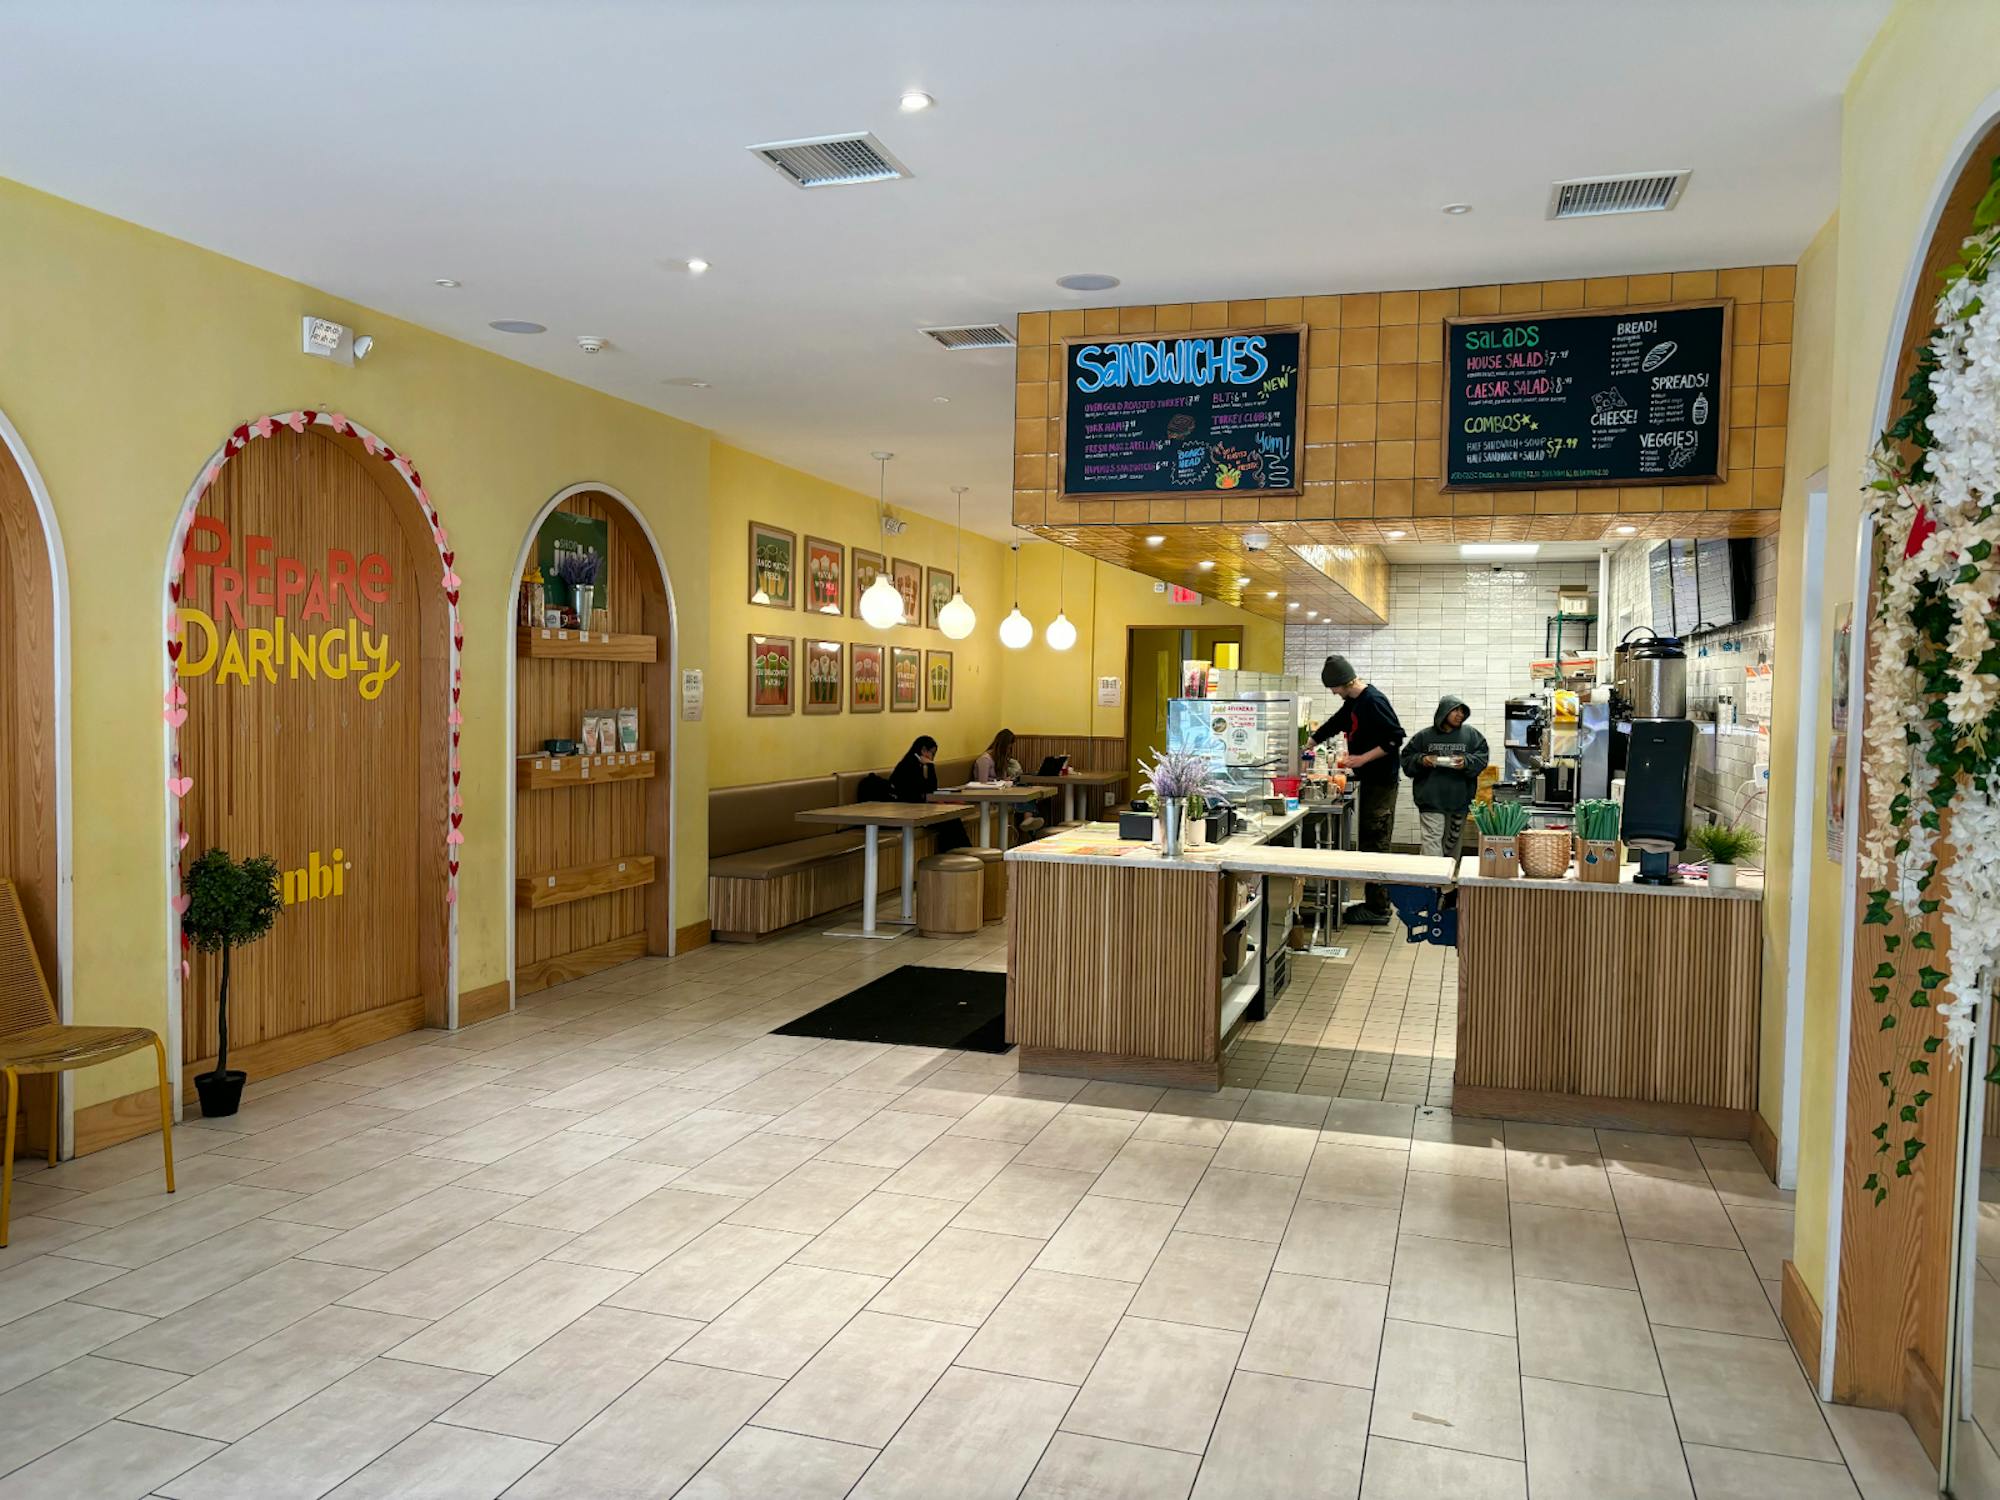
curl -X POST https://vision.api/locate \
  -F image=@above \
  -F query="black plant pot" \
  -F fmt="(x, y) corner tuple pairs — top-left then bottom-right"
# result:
(194, 1069), (246, 1118)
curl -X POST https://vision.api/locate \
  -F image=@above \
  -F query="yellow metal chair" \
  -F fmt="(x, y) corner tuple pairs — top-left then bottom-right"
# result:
(0, 878), (174, 1246)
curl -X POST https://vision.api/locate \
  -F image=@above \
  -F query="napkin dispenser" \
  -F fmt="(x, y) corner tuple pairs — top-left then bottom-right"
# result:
(1118, 810), (1154, 841)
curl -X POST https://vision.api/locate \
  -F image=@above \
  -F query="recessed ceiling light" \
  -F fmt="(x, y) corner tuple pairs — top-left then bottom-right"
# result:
(1307, 610), (1318, 619)
(1266, 591), (1279, 599)
(432, 278), (461, 288)
(1144, 535), (1165, 546)
(662, 376), (711, 388)
(1197, 560), (1215, 571)
(1385, 529), (1407, 540)
(932, 395), (951, 404)
(1056, 273), (1122, 293)
(899, 90), (935, 112)
(684, 258), (710, 274)
(489, 319), (545, 335)
(1459, 542), (1541, 559)
(1237, 576), (1250, 586)
(1615, 524), (1638, 535)
(1441, 202), (1473, 215)
(1288, 602), (1300, 610)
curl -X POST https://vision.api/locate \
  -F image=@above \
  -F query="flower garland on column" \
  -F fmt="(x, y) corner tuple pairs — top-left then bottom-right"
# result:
(165, 410), (463, 985)
(1856, 156), (2000, 1203)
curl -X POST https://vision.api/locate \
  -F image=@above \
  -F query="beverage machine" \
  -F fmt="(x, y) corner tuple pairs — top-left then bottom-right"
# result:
(1610, 628), (1693, 884)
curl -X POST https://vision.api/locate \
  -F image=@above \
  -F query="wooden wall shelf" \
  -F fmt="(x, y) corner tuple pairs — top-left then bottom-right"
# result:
(516, 749), (658, 791)
(517, 854), (657, 910)
(516, 626), (658, 663)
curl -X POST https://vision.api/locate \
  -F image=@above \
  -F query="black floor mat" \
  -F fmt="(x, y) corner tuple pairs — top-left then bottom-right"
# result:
(774, 965), (1011, 1053)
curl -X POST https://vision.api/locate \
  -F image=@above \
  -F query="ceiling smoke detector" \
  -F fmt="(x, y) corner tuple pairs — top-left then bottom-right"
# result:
(1547, 170), (1690, 219)
(921, 323), (1016, 351)
(576, 335), (609, 354)
(749, 132), (912, 189)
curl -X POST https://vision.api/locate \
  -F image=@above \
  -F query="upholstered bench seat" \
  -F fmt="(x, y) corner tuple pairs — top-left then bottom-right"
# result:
(707, 830), (901, 881)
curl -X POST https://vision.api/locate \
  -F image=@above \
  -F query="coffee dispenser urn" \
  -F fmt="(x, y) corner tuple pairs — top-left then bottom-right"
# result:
(1621, 719), (1696, 885)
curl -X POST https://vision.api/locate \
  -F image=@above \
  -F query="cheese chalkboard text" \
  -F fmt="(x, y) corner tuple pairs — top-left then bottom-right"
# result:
(1061, 327), (1304, 498)
(1443, 302), (1730, 490)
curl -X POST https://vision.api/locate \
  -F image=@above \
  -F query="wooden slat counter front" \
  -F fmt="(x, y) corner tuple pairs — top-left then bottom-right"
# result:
(1006, 820), (1454, 1089)
(1454, 863), (1764, 1139)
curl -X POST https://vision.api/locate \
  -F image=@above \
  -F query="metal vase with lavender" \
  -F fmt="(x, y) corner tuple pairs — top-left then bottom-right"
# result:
(553, 548), (601, 629)
(1138, 747), (1225, 858)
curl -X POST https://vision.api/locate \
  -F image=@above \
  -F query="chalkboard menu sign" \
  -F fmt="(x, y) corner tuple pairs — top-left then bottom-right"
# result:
(1443, 301), (1731, 491)
(1060, 326), (1305, 498)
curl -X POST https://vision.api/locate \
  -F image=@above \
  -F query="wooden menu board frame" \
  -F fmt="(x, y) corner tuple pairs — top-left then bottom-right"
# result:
(1057, 323), (1308, 502)
(1441, 299), (1732, 493)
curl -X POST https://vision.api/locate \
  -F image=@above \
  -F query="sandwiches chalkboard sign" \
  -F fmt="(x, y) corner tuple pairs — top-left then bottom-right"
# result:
(1060, 326), (1305, 499)
(1442, 301), (1731, 491)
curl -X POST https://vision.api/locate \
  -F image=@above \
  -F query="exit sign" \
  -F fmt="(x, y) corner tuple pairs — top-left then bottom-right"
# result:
(1166, 585), (1201, 605)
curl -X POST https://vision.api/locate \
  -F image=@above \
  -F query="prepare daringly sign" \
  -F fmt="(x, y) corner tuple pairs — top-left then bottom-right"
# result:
(175, 516), (402, 700)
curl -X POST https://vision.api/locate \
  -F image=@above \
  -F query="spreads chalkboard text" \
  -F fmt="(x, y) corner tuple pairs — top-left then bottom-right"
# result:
(1442, 302), (1730, 490)
(1061, 327), (1304, 497)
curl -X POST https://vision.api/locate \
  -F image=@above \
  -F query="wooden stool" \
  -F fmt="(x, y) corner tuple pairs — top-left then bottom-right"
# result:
(916, 852), (983, 938)
(964, 846), (1006, 923)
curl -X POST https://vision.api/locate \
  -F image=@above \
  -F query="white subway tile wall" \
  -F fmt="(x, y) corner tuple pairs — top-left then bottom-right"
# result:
(1285, 561), (1602, 846)
(1605, 537), (1779, 848)
(1285, 544), (1780, 850)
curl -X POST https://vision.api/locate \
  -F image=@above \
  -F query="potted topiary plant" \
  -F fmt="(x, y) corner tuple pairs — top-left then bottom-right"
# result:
(183, 848), (284, 1117)
(1687, 821), (1763, 892)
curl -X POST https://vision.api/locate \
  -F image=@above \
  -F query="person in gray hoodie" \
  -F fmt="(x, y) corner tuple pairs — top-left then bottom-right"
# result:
(1400, 696), (1489, 859)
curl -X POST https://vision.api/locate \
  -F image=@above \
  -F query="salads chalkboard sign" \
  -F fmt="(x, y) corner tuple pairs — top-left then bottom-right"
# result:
(1442, 301), (1731, 491)
(1060, 326), (1305, 498)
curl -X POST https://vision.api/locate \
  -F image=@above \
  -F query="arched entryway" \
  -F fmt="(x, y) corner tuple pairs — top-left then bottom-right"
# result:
(164, 412), (457, 1102)
(1823, 104), (2000, 1476)
(0, 409), (69, 1155)
(507, 484), (677, 1000)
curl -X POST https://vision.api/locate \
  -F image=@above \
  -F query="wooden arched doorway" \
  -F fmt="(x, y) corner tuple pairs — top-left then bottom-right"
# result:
(509, 485), (675, 997)
(169, 414), (455, 1096)
(0, 413), (65, 1155)
(1828, 113), (2000, 1468)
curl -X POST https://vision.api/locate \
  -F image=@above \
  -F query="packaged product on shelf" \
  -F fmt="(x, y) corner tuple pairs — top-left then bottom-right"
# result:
(618, 705), (639, 753)
(579, 715), (601, 755)
(599, 711), (620, 755)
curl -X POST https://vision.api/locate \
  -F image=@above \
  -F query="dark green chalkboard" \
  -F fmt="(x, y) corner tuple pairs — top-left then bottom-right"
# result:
(1060, 326), (1305, 498)
(1443, 301), (1731, 491)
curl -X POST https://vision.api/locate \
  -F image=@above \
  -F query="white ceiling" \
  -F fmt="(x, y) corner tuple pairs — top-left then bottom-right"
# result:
(1381, 542), (1614, 565)
(0, 1), (1886, 537)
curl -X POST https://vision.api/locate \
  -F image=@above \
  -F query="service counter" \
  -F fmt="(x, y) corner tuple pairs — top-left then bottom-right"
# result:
(1003, 814), (1453, 1089)
(1452, 862), (1764, 1139)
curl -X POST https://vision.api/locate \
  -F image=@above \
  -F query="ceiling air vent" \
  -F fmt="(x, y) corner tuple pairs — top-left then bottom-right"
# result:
(748, 132), (912, 189)
(921, 324), (1016, 351)
(1547, 171), (1690, 220)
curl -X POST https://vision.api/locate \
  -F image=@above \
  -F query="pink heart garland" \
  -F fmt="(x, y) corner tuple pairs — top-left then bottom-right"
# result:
(167, 775), (193, 798)
(450, 792), (463, 811)
(450, 812), (462, 828)
(328, 413), (350, 433)
(172, 893), (191, 915)
(446, 827), (465, 846)
(448, 707), (463, 726)
(178, 831), (190, 851)
(181, 959), (191, 979)
(441, 570), (461, 591)
(166, 639), (183, 662)
(445, 590), (460, 606)
(169, 547), (186, 577)
(446, 887), (457, 905)
(442, 550), (455, 567)
(170, 685), (187, 707)
(451, 686), (461, 703)
(448, 860), (460, 876)
(164, 707), (187, 728)
(166, 611), (180, 636)
(168, 580), (181, 603)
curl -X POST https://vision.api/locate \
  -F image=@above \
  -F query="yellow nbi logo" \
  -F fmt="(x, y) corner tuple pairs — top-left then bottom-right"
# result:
(283, 849), (350, 906)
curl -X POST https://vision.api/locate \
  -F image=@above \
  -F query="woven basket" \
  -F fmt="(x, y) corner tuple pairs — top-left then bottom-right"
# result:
(1517, 827), (1572, 880)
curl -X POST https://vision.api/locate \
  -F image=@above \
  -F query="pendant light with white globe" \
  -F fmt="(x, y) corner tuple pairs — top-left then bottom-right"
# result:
(1045, 546), (1077, 651)
(999, 536), (1033, 648)
(857, 451), (906, 629)
(935, 485), (977, 640)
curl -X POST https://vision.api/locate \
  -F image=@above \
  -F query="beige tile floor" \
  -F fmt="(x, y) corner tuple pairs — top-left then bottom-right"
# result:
(0, 902), (1939, 1499)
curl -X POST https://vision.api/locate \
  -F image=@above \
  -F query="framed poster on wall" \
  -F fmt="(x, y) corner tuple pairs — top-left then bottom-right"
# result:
(803, 638), (842, 715)
(927, 567), (955, 630)
(891, 558), (922, 629)
(852, 549), (887, 618)
(748, 634), (795, 715)
(748, 521), (796, 609)
(804, 536), (844, 617)
(890, 645), (921, 711)
(925, 650), (953, 711)
(849, 643), (885, 713)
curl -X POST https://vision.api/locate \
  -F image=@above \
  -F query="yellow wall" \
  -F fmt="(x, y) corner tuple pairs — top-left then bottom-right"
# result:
(0, 176), (714, 1109)
(1789, 0), (2000, 1312)
(1759, 215), (1839, 1150)
(705, 444), (1009, 781)
(997, 542), (1284, 738)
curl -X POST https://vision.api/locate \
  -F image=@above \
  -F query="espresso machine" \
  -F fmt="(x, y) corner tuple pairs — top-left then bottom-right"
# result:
(1615, 635), (1693, 884)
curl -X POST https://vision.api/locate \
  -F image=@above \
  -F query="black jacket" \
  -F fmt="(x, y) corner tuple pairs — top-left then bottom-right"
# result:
(1400, 695), (1490, 815)
(1312, 683), (1405, 787)
(888, 755), (937, 804)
